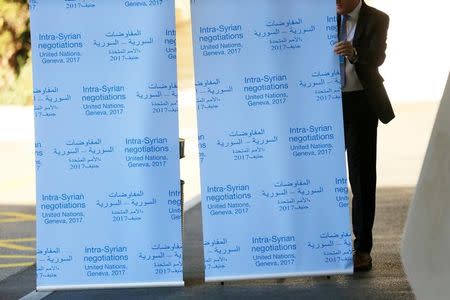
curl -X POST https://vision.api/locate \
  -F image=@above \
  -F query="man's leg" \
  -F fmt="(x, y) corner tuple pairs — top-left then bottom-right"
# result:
(345, 118), (377, 253)
(343, 91), (378, 270)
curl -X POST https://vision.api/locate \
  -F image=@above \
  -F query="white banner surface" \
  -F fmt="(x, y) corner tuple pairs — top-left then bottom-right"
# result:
(30, 0), (183, 290)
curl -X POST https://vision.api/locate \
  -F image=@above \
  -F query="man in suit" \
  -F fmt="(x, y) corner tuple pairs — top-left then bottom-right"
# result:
(334, 0), (395, 272)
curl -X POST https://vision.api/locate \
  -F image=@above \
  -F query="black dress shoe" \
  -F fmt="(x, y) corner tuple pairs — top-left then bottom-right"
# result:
(353, 251), (372, 272)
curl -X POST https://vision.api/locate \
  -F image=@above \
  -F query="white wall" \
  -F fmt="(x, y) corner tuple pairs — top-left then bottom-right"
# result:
(401, 74), (450, 300)
(367, 0), (450, 102)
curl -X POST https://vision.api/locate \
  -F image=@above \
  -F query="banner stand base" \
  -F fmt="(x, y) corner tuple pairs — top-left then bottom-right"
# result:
(36, 281), (185, 292)
(205, 270), (353, 283)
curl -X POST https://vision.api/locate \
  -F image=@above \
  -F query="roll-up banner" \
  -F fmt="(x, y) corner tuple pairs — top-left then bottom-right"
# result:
(30, 0), (183, 290)
(191, 0), (353, 281)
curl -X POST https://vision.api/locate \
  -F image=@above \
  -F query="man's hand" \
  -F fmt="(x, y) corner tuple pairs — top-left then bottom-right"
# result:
(334, 41), (356, 62)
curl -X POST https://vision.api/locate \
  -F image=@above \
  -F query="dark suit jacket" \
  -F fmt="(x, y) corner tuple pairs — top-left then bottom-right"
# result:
(338, 1), (395, 124)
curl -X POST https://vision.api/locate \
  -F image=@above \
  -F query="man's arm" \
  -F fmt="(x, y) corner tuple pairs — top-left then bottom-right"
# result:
(354, 13), (389, 67)
(334, 12), (389, 67)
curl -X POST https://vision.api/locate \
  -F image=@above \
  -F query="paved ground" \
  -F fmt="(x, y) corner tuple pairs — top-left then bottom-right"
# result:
(0, 187), (414, 300)
(0, 205), (35, 282)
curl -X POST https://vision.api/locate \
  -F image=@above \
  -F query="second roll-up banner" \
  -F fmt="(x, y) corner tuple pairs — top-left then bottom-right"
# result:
(191, 0), (353, 281)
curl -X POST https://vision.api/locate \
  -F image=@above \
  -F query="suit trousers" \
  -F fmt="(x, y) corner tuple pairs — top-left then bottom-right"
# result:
(342, 90), (378, 253)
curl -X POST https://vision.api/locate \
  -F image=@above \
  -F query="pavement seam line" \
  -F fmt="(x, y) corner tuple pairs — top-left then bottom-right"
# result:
(0, 262), (35, 268)
(0, 238), (36, 242)
(0, 254), (36, 259)
(0, 238), (36, 251)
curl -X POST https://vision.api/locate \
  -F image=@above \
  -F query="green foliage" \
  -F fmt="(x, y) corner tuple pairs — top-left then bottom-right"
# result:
(0, 0), (32, 105)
